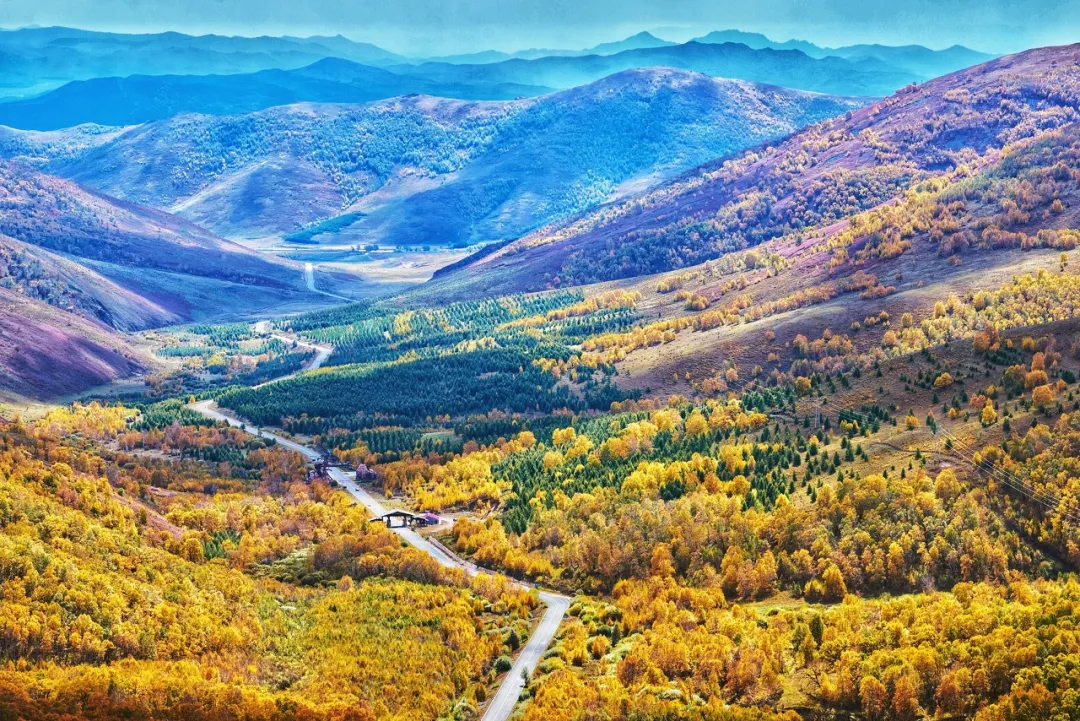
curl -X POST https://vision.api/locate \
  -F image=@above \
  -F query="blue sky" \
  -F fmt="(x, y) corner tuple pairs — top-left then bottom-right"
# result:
(0, 0), (1073, 55)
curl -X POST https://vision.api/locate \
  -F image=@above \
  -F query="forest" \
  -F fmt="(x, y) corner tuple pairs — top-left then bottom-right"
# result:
(158, 159), (1080, 720)
(110, 256), (1080, 721)
(8, 30), (1080, 721)
(0, 403), (538, 720)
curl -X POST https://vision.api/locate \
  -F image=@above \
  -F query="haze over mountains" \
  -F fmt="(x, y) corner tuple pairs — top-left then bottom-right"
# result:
(0, 25), (991, 98)
(0, 26), (406, 99)
(690, 29), (995, 77)
(0, 27), (993, 130)
(0, 59), (556, 131)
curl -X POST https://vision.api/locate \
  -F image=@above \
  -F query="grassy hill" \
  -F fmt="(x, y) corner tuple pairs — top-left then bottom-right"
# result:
(0, 234), (181, 330)
(421, 44), (1080, 300)
(0, 288), (149, 400)
(0, 160), (331, 329)
(32, 68), (861, 246)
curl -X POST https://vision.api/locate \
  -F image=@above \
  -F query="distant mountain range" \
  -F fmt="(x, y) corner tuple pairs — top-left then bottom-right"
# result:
(424, 30), (993, 80)
(0, 42), (903, 130)
(0, 58), (553, 130)
(0, 27), (995, 130)
(423, 31), (677, 64)
(384, 41), (915, 99)
(0, 26), (405, 99)
(690, 30), (995, 79)
(15, 68), (861, 248)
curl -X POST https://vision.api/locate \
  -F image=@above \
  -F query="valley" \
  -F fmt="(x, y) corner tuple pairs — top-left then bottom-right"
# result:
(3, 13), (1080, 721)
(185, 391), (572, 721)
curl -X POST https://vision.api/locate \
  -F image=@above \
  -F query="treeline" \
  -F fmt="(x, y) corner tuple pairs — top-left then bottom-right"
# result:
(217, 348), (590, 428)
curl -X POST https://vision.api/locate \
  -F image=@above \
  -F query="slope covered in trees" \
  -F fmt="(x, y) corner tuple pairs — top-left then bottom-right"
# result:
(194, 158), (1080, 717)
(180, 246), (1080, 720)
(424, 43), (1080, 300)
(9, 26), (1080, 721)
(0, 403), (537, 720)
(22, 69), (862, 244)
(215, 289), (637, 431)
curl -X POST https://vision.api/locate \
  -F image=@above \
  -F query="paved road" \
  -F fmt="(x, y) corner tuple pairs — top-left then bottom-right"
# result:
(252, 333), (332, 388)
(189, 356), (569, 721)
(482, 588), (569, 721)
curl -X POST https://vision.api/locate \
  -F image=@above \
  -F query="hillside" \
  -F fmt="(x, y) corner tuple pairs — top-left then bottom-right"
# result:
(191, 59), (1080, 715)
(0, 160), (322, 326)
(422, 44), (1080, 299)
(0, 123), (131, 165)
(0, 288), (149, 400)
(0, 58), (553, 130)
(0, 234), (181, 329)
(33, 69), (861, 245)
(0, 403), (537, 718)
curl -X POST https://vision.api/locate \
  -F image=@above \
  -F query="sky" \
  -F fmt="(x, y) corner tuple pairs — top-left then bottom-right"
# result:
(0, 0), (1074, 55)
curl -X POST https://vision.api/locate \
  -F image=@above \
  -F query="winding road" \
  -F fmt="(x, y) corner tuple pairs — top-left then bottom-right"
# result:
(254, 333), (331, 388)
(189, 334), (569, 721)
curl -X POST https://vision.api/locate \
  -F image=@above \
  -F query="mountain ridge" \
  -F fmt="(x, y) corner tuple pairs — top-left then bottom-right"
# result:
(0, 59), (553, 130)
(414, 44), (1080, 300)
(386, 40), (917, 98)
(0, 25), (407, 99)
(29, 67), (862, 247)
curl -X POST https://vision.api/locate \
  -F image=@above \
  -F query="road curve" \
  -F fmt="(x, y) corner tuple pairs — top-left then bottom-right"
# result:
(189, 349), (569, 721)
(252, 333), (332, 388)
